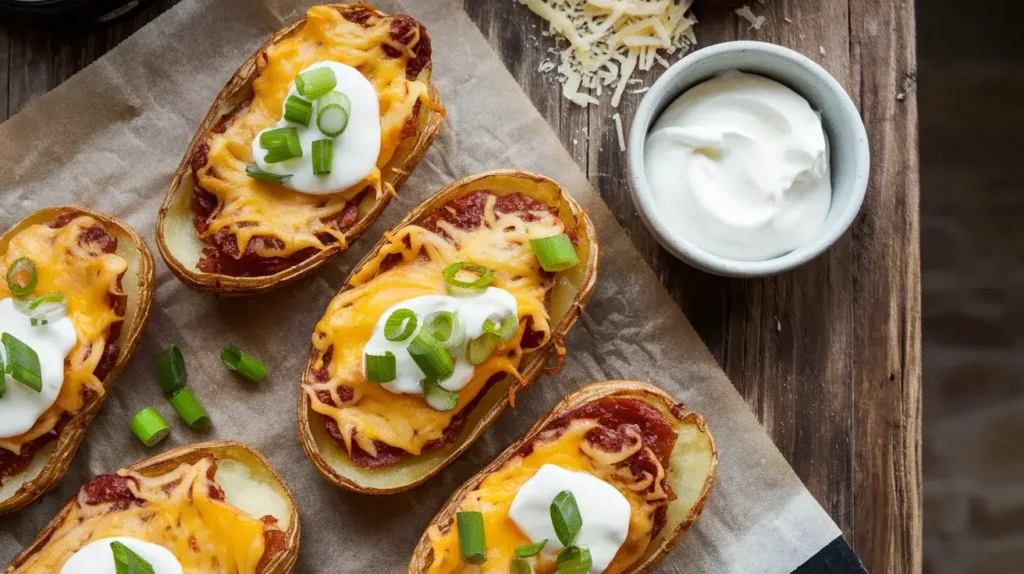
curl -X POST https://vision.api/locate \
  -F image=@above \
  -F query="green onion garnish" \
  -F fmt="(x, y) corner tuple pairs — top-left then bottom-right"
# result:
(0, 350), (6, 399)
(17, 292), (68, 327)
(442, 262), (494, 296)
(130, 408), (170, 447)
(365, 351), (396, 383)
(530, 234), (579, 272)
(156, 345), (187, 396)
(2, 333), (41, 392)
(421, 378), (458, 411)
(316, 91), (352, 137)
(111, 540), (156, 574)
(384, 309), (417, 342)
(407, 330), (454, 381)
(6, 257), (37, 298)
(466, 333), (500, 366)
(170, 388), (210, 430)
(245, 164), (292, 184)
(260, 127), (303, 163)
(483, 314), (519, 342)
(295, 66), (337, 99)
(26, 292), (66, 310)
(220, 345), (267, 382)
(456, 511), (487, 565)
(283, 95), (313, 126)
(427, 311), (464, 349)
(510, 558), (532, 574)
(550, 490), (583, 546)
(515, 540), (548, 558)
(556, 546), (592, 574)
(312, 139), (333, 175)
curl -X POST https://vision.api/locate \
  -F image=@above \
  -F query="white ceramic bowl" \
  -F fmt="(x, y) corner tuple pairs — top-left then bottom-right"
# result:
(627, 41), (870, 277)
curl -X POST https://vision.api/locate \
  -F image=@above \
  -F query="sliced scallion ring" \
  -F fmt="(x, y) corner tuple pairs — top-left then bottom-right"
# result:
(427, 311), (464, 349)
(421, 378), (459, 411)
(408, 330), (454, 381)
(295, 66), (337, 99)
(131, 408), (170, 447)
(442, 262), (494, 296)
(514, 540), (548, 558)
(530, 234), (579, 272)
(220, 345), (267, 382)
(365, 351), (396, 383)
(456, 511), (487, 565)
(245, 164), (292, 184)
(283, 95), (313, 126)
(556, 546), (592, 574)
(483, 314), (519, 342)
(110, 540), (156, 574)
(550, 490), (583, 546)
(384, 309), (417, 342)
(316, 91), (352, 137)
(466, 332), (500, 366)
(312, 138), (333, 175)
(2, 333), (41, 392)
(170, 388), (211, 430)
(510, 558), (532, 574)
(157, 345), (187, 396)
(6, 257), (37, 297)
(260, 127), (303, 163)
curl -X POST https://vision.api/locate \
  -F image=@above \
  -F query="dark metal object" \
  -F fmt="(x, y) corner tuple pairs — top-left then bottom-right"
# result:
(0, 0), (144, 22)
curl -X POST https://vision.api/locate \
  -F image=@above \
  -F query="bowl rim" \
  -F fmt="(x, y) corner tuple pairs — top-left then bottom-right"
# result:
(627, 40), (870, 278)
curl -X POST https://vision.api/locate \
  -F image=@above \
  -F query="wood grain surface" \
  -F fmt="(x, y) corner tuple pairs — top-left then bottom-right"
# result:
(0, 1), (921, 572)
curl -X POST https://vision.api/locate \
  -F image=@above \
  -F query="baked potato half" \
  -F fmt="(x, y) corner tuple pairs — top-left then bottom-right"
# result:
(299, 170), (599, 494)
(157, 3), (445, 296)
(409, 381), (717, 574)
(0, 207), (154, 515)
(4, 441), (300, 574)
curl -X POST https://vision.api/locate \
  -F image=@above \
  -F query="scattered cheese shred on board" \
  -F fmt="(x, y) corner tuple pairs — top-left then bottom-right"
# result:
(517, 0), (697, 108)
(735, 5), (766, 30)
(613, 112), (626, 151)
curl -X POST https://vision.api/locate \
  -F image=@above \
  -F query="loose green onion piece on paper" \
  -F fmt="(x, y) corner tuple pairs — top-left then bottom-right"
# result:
(170, 388), (211, 430)
(110, 541), (156, 574)
(466, 332), (500, 366)
(514, 540), (548, 558)
(312, 139), (333, 175)
(556, 546), (592, 574)
(157, 345), (187, 396)
(421, 378), (458, 411)
(283, 95), (313, 126)
(442, 262), (494, 296)
(220, 345), (268, 382)
(550, 490), (583, 546)
(260, 127), (303, 163)
(130, 408), (170, 447)
(316, 91), (352, 137)
(456, 511), (487, 565)
(365, 351), (396, 383)
(510, 558), (532, 574)
(530, 234), (579, 272)
(483, 314), (519, 343)
(408, 330), (454, 382)
(384, 309), (418, 342)
(295, 66), (337, 99)
(428, 311), (464, 349)
(2, 333), (41, 392)
(6, 257), (38, 298)
(245, 164), (293, 184)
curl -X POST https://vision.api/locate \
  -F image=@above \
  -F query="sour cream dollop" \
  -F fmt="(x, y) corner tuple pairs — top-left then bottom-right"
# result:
(61, 537), (183, 574)
(0, 298), (76, 439)
(509, 464), (631, 574)
(363, 288), (517, 396)
(252, 61), (381, 195)
(643, 70), (832, 261)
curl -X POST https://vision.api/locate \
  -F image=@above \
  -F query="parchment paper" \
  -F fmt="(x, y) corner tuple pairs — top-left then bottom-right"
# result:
(0, 1), (841, 572)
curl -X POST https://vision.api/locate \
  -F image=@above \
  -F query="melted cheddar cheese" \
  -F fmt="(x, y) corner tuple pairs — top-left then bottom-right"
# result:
(426, 420), (671, 574)
(196, 6), (441, 259)
(305, 194), (563, 458)
(0, 216), (127, 454)
(11, 457), (274, 573)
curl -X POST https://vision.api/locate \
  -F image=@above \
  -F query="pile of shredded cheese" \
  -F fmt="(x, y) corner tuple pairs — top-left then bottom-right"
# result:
(517, 0), (697, 108)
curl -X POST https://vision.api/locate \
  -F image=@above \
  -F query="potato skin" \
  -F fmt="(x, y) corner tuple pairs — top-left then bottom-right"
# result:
(156, 3), (445, 297)
(408, 381), (718, 574)
(0, 207), (155, 516)
(3, 441), (301, 574)
(298, 169), (601, 494)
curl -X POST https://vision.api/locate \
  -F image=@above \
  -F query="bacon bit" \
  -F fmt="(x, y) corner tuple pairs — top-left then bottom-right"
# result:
(544, 334), (567, 375)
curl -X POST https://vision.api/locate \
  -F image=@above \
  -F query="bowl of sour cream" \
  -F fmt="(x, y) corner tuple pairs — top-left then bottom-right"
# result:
(628, 41), (869, 277)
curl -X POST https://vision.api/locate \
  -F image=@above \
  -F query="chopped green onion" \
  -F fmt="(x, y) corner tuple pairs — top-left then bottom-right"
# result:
(170, 388), (210, 430)
(312, 139), (333, 175)
(427, 311), (464, 349)
(556, 546), (592, 574)
(130, 408), (170, 447)
(550, 490), (583, 546)
(515, 540), (548, 558)
(2, 333), (41, 392)
(316, 91), (351, 137)
(111, 540), (156, 574)
(6, 257), (37, 298)
(16, 292), (68, 327)
(466, 333), (500, 366)
(295, 66), (337, 99)
(530, 234), (579, 272)
(407, 330), (454, 381)
(220, 345), (267, 382)
(456, 511), (487, 565)
(384, 309), (417, 342)
(483, 314), (519, 342)
(510, 558), (532, 574)
(157, 345), (187, 396)
(283, 95), (313, 126)
(260, 127), (303, 163)
(0, 350), (6, 399)
(365, 351), (396, 383)
(421, 378), (458, 411)
(26, 292), (66, 310)
(245, 164), (292, 184)
(442, 262), (494, 296)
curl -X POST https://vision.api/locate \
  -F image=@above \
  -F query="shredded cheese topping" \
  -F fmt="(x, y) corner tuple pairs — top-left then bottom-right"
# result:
(10, 457), (274, 573)
(196, 6), (440, 259)
(517, 0), (697, 107)
(0, 216), (127, 455)
(305, 194), (563, 458)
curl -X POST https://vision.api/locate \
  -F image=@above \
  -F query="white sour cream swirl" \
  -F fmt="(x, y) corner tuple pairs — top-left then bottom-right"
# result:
(60, 537), (183, 574)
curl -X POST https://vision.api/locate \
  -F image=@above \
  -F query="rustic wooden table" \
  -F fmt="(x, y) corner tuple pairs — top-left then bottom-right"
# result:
(0, 0), (921, 571)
